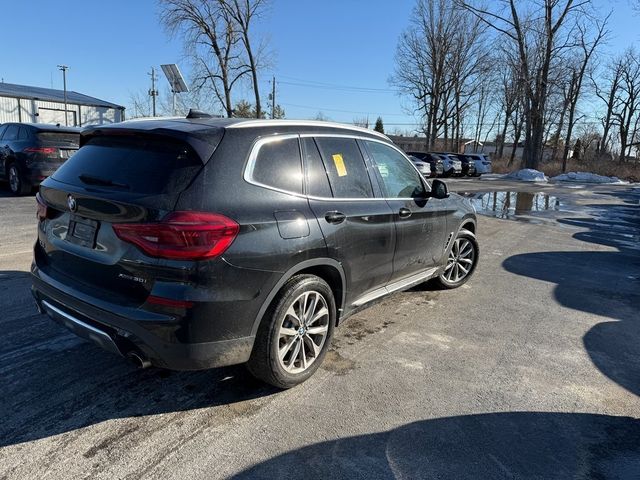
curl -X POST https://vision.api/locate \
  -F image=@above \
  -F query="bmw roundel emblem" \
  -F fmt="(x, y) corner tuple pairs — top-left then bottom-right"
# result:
(67, 194), (77, 212)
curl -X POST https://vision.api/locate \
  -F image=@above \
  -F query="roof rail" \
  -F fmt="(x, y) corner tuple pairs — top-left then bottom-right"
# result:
(227, 119), (389, 140)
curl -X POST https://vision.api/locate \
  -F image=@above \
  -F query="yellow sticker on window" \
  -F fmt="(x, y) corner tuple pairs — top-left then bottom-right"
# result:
(332, 154), (347, 177)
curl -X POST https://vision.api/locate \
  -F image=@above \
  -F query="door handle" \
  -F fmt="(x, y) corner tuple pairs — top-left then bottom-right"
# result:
(398, 208), (412, 219)
(324, 211), (346, 224)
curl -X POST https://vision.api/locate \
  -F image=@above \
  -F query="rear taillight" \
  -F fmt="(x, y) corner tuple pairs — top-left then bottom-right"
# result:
(36, 193), (48, 221)
(24, 147), (59, 158)
(112, 211), (239, 260)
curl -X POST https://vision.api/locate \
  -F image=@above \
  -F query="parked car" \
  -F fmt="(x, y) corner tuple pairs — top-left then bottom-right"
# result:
(32, 115), (478, 389)
(448, 153), (476, 176)
(406, 151), (444, 177)
(0, 122), (80, 195)
(464, 153), (493, 176)
(431, 153), (462, 177)
(408, 155), (432, 177)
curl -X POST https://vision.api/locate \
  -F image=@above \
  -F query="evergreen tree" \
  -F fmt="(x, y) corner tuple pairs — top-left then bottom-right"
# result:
(233, 100), (253, 118)
(374, 116), (384, 133)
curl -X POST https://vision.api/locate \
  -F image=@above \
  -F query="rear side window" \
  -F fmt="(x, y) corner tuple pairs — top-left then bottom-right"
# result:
(3, 125), (19, 141)
(302, 137), (332, 198)
(314, 137), (373, 198)
(18, 127), (29, 140)
(248, 137), (302, 194)
(51, 135), (202, 195)
(37, 131), (79, 146)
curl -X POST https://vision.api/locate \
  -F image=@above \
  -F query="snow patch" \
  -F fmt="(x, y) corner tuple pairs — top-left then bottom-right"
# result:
(551, 172), (628, 184)
(505, 169), (548, 182)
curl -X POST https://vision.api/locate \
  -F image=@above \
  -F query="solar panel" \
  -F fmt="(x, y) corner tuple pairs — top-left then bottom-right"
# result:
(160, 64), (189, 93)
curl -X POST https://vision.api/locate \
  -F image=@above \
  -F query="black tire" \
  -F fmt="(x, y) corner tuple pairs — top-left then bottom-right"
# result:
(8, 162), (30, 196)
(247, 274), (336, 389)
(433, 230), (479, 289)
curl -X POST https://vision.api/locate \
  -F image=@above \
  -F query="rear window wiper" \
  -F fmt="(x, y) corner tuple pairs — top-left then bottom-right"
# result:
(78, 174), (130, 190)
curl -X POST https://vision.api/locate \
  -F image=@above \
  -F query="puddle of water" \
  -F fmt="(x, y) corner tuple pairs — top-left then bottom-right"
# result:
(463, 191), (561, 220)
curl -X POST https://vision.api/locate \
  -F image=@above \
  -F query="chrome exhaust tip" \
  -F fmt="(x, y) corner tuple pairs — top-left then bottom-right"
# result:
(126, 351), (151, 369)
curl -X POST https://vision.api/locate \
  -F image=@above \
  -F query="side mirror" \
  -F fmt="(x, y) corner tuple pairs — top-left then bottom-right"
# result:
(429, 179), (449, 199)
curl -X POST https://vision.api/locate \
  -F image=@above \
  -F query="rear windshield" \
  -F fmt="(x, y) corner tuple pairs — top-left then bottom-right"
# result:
(51, 135), (202, 195)
(37, 131), (80, 146)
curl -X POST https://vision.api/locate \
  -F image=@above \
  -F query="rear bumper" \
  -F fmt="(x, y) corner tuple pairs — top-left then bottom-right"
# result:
(24, 164), (61, 185)
(31, 267), (255, 370)
(462, 163), (476, 176)
(474, 162), (492, 174)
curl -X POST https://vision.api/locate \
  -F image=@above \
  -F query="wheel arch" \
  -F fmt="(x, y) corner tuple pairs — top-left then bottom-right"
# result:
(250, 258), (346, 337)
(460, 216), (477, 235)
(5, 156), (17, 175)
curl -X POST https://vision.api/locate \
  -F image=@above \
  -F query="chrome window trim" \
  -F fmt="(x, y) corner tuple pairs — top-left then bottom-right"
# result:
(243, 132), (435, 202)
(243, 133), (305, 197)
(228, 119), (389, 140)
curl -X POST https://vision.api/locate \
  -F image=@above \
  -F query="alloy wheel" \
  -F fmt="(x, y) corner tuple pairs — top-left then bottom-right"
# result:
(9, 166), (19, 193)
(277, 290), (330, 374)
(443, 237), (475, 283)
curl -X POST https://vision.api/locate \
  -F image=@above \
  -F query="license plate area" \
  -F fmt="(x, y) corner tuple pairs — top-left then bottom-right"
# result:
(67, 215), (98, 248)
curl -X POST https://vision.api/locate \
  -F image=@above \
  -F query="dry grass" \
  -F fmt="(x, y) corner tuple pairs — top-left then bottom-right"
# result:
(490, 157), (640, 182)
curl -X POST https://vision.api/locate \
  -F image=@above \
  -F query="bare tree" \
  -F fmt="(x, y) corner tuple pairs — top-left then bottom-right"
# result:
(160, 0), (249, 117)
(128, 85), (219, 119)
(613, 48), (640, 161)
(128, 90), (152, 118)
(458, 0), (592, 169)
(559, 18), (608, 171)
(392, 0), (489, 151)
(593, 58), (623, 156)
(352, 117), (370, 128)
(222, 0), (269, 118)
(313, 111), (330, 122)
(496, 54), (524, 159)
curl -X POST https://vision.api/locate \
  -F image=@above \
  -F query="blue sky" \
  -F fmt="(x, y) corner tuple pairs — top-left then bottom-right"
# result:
(1, 0), (638, 132)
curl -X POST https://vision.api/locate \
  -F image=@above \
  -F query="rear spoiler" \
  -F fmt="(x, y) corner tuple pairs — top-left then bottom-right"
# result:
(80, 126), (224, 164)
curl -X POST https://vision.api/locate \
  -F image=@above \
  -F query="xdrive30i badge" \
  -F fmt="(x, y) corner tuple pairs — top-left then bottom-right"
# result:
(118, 273), (147, 284)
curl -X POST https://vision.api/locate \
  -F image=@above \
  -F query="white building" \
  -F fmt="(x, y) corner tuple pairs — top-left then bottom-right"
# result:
(0, 82), (124, 126)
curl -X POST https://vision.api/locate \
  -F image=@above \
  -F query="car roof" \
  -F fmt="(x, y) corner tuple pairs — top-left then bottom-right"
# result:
(80, 117), (391, 163)
(91, 117), (389, 140)
(0, 122), (80, 133)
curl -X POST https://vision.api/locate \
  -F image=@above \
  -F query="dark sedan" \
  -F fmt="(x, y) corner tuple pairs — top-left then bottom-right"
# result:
(0, 122), (80, 195)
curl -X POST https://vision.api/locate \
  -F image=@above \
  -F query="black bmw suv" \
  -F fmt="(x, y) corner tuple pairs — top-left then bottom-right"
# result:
(32, 114), (478, 388)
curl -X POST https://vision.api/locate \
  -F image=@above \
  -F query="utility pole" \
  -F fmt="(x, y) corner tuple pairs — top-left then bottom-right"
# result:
(57, 65), (68, 126)
(148, 67), (158, 117)
(271, 75), (276, 119)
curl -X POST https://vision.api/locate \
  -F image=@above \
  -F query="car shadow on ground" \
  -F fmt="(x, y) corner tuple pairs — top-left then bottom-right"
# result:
(502, 188), (640, 397)
(0, 270), (279, 448)
(0, 184), (35, 198)
(232, 412), (640, 479)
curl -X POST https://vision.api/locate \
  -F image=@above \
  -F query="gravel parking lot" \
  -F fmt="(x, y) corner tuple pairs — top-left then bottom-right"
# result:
(1, 178), (639, 479)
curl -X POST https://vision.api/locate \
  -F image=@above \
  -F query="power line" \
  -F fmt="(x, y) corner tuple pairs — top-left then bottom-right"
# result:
(277, 74), (399, 94)
(280, 101), (408, 117)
